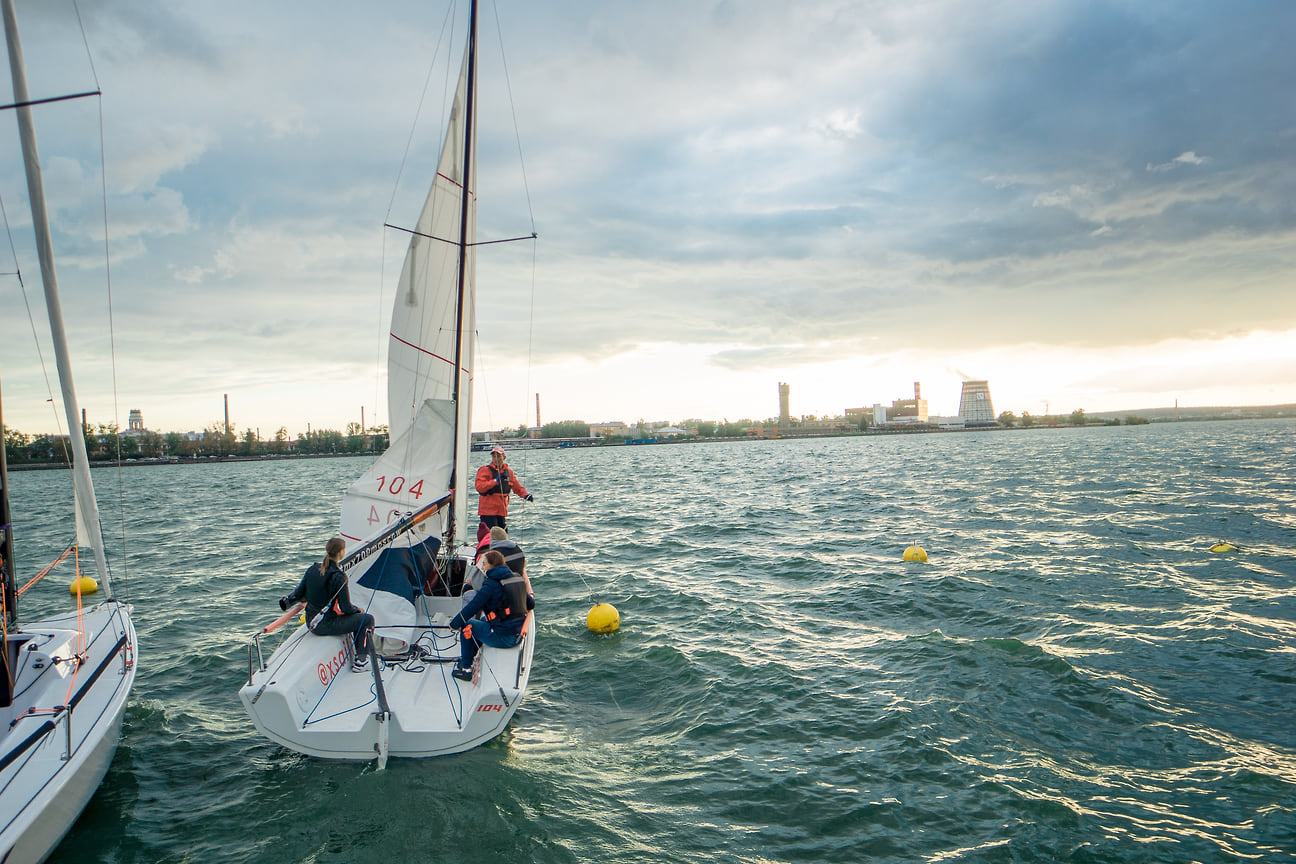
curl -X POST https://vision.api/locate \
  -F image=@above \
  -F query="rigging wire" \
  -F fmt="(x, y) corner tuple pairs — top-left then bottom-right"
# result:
(73, 0), (128, 599)
(376, 0), (457, 442)
(488, 0), (536, 235)
(0, 193), (71, 466)
(472, 0), (540, 544)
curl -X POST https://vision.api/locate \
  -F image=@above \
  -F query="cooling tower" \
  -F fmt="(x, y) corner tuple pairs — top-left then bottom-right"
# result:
(958, 380), (996, 426)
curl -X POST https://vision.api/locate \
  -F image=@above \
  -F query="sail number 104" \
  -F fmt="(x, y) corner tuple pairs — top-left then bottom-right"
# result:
(375, 475), (424, 498)
(365, 475), (426, 527)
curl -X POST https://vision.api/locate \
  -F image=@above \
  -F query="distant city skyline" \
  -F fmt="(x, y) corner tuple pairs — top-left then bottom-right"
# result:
(13, 386), (1291, 441)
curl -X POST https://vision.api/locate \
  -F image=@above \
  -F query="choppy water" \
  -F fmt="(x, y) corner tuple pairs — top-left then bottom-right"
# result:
(7, 419), (1296, 863)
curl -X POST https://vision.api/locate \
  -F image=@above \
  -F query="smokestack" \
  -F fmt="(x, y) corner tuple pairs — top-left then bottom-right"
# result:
(224, 394), (230, 435)
(914, 381), (921, 400)
(361, 406), (365, 433)
(536, 394), (541, 428)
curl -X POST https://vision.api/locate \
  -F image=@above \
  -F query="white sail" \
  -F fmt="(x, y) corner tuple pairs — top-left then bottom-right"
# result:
(387, 43), (477, 548)
(340, 40), (478, 645)
(339, 399), (454, 649)
(340, 399), (455, 544)
(4, 4), (107, 581)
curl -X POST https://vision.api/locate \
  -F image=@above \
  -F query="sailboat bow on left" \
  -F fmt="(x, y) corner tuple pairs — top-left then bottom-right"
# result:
(0, 2), (138, 862)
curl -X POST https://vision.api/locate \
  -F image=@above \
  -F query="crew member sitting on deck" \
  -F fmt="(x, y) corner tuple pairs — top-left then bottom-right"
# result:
(449, 550), (534, 681)
(474, 446), (532, 531)
(489, 526), (526, 577)
(280, 537), (376, 673)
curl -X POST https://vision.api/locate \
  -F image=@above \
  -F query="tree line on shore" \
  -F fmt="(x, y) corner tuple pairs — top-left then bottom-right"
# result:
(2, 421), (390, 465)
(995, 410), (1150, 427)
(3, 409), (1168, 466)
(506, 419), (781, 439)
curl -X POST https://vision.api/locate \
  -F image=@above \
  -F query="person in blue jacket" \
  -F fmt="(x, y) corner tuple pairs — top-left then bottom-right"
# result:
(449, 549), (534, 681)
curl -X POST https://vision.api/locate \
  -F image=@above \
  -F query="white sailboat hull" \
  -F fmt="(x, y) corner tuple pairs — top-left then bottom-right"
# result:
(241, 595), (534, 760)
(0, 601), (136, 864)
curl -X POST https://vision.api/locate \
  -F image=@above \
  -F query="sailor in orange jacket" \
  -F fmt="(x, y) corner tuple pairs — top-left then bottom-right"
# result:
(474, 446), (532, 530)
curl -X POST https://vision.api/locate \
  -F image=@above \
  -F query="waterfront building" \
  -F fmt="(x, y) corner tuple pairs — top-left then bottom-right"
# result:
(589, 421), (628, 437)
(119, 409), (150, 439)
(778, 383), (791, 429)
(958, 380), (996, 426)
(889, 382), (929, 425)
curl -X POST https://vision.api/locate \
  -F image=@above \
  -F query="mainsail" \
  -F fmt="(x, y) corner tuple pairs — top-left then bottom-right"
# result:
(339, 35), (478, 648)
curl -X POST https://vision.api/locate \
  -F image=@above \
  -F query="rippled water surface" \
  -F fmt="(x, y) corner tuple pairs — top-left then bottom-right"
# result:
(8, 419), (1296, 863)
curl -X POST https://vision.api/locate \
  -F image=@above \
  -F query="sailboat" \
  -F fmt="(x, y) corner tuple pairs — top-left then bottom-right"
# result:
(0, 2), (138, 862)
(240, 0), (535, 766)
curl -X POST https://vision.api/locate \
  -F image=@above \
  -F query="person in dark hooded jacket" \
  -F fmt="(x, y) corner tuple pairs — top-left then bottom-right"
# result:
(488, 526), (526, 577)
(281, 537), (375, 672)
(448, 550), (534, 680)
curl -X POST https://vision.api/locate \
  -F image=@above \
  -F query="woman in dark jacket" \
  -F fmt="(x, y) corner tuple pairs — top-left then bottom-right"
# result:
(449, 549), (534, 680)
(281, 537), (375, 672)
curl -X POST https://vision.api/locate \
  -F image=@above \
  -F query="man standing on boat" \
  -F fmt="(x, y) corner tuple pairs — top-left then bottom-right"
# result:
(475, 446), (532, 531)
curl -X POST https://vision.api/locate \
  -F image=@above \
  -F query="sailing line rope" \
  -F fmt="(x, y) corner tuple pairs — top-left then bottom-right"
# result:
(71, 0), (129, 602)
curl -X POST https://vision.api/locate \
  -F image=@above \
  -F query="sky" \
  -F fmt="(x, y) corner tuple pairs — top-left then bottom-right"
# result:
(1, 0), (1293, 438)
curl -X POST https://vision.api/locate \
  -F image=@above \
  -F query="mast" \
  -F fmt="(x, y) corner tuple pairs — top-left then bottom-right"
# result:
(0, 377), (16, 625)
(448, 0), (478, 548)
(2, 0), (110, 584)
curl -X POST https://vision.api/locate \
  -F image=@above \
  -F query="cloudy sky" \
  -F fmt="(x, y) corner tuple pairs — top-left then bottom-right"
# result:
(2, 0), (1293, 437)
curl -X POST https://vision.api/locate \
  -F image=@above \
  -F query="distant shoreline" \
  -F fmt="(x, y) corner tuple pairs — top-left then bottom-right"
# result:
(6, 451), (377, 472)
(9, 412), (1290, 471)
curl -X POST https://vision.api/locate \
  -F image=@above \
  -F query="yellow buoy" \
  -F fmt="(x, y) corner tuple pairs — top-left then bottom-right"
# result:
(586, 602), (620, 634)
(902, 545), (928, 563)
(69, 575), (99, 595)
(1209, 542), (1238, 554)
